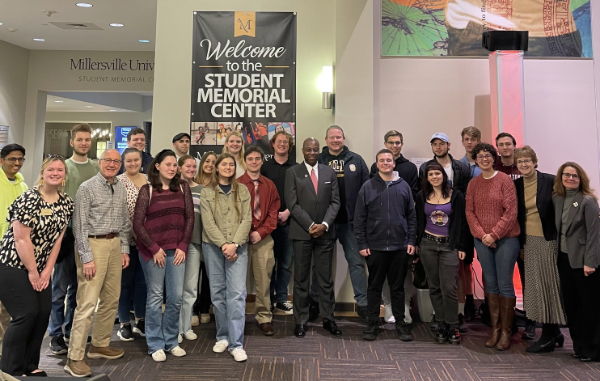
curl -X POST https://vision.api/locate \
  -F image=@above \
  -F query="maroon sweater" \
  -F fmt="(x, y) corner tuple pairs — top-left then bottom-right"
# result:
(465, 172), (520, 241)
(133, 181), (194, 262)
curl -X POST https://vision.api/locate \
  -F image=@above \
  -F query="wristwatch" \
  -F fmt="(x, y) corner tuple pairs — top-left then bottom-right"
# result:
(234, 243), (239, 248)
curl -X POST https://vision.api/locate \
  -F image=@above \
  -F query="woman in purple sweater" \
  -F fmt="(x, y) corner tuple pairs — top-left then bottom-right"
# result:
(133, 149), (194, 363)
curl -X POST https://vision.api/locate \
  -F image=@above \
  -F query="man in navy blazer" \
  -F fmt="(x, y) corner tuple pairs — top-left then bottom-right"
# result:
(285, 138), (341, 338)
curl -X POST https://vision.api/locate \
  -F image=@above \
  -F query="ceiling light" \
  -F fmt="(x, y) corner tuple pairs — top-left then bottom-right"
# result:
(0, 23), (3, 26)
(138, 39), (150, 43)
(76, 3), (93, 8)
(54, 100), (64, 103)
(85, 105), (93, 108)
(109, 109), (117, 112)
(109, 23), (123, 27)
(33, 38), (45, 42)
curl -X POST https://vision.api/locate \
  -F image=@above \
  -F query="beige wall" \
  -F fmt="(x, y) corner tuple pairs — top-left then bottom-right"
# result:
(152, 0), (336, 159)
(46, 110), (153, 135)
(0, 40), (30, 145)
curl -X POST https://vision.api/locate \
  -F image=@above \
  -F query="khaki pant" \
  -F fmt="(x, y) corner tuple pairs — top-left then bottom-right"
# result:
(67, 238), (122, 361)
(248, 235), (275, 324)
(0, 301), (10, 357)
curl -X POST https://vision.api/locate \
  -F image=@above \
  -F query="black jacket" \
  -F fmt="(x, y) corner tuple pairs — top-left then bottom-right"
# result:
(514, 171), (557, 248)
(354, 173), (416, 251)
(370, 154), (418, 199)
(414, 189), (470, 252)
(319, 146), (369, 224)
(418, 154), (472, 195)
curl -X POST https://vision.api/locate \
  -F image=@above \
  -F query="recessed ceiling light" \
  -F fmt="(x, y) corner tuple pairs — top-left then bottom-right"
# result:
(0, 23), (3, 26)
(109, 109), (117, 112)
(76, 3), (93, 8)
(33, 38), (45, 42)
(109, 23), (123, 27)
(54, 100), (64, 103)
(85, 105), (93, 108)
(138, 39), (150, 43)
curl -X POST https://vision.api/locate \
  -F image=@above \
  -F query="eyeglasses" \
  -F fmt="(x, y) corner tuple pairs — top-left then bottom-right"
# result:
(5, 157), (26, 164)
(476, 154), (493, 160)
(516, 159), (533, 165)
(45, 154), (64, 159)
(562, 173), (579, 179)
(101, 159), (122, 165)
(386, 141), (402, 146)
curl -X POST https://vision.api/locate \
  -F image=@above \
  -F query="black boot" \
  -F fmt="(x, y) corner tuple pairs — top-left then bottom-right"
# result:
(396, 322), (413, 342)
(522, 318), (536, 340)
(526, 323), (558, 353)
(362, 322), (382, 341)
(447, 324), (461, 345)
(435, 322), (448, 344)
(464, 295), (476, 321)
(458, 314), (468, 333)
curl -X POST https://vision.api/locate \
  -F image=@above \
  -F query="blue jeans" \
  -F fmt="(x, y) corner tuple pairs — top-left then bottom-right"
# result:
(49, 244), (78, 338)
(310, 223), (368, 307)
(474, 237), (520, 298)
(180, 243), (201, 334)
(270, 224), (294, 304)
(140, 250), (184, 354)
(202, 242), (248, 350)
(118, 245), (146, 323)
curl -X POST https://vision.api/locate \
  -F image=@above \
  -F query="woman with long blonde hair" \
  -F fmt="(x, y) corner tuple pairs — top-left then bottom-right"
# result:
(222, 131), (246, 178)
(200, 153), (251, 362)
(0, 156), (74, 376)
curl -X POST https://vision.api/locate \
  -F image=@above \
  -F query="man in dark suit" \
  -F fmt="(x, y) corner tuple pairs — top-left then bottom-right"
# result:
(285, 138), (341, 338)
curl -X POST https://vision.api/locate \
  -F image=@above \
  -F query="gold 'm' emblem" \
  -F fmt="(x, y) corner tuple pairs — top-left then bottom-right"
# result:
(234, 11), (255, 37)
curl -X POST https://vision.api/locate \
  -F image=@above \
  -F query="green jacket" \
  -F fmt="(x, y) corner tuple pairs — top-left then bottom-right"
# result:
(0, 170), (28, 238)
(200, 184), (252, 248)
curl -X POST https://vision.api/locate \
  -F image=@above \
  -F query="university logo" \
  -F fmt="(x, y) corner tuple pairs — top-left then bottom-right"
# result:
(234, 11), (255, 38)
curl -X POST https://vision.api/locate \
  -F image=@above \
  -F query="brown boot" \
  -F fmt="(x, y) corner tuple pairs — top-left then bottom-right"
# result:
(496, 296), (516, 351)
(64, 358), (92, 377)
(485, 293), (501, 348)
(87, 344), (124, 360)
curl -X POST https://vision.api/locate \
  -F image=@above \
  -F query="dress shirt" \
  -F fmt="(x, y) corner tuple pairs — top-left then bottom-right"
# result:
(73, 172), (131, 263)
(303, 161), (328, 231)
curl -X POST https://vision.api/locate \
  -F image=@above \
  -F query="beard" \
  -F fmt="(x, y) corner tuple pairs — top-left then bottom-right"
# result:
(73, 146), (90, 156)
(434, 151), (449, 159)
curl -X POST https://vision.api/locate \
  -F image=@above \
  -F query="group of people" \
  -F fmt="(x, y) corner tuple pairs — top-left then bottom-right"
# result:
(0, 123), (598, 378)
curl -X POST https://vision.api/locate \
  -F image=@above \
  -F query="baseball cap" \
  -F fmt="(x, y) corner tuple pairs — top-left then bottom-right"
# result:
(172, 132), (191, 143)
(430, 132), (449, 143)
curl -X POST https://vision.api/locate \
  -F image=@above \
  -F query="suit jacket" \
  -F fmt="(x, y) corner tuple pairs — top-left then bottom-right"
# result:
(284, 162), (340, 240)
(515, 171), (557, 248)
(553, 192), (600, 269)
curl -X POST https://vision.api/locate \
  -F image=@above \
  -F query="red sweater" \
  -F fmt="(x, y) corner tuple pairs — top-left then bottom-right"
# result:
(465, 172), (520, 241)
(133, 182), (194, 262)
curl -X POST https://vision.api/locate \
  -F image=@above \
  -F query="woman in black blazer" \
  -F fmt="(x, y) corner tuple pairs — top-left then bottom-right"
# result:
(552, 161), (600, 362)
(514, 147), (565, 353)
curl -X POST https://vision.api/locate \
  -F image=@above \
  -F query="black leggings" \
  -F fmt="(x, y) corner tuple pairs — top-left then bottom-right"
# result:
(0, 264), (51, 376)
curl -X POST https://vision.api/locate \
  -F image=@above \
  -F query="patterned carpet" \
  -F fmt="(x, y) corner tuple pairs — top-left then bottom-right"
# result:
(37, 313), (600, 381)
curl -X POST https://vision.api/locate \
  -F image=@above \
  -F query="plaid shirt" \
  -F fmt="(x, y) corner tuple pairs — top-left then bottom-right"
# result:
(73, 172), (131, 263)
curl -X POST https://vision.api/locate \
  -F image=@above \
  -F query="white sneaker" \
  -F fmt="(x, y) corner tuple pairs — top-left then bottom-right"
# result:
(212, 340), (229, 353)
(183, 330), (198, 341)
(384, 304), (396, 323)
(167, 346), (187, 357)
(191, 315), (200, 327)
(200, 313), (211, 324)
(178, 334), (183, 344)
(404, 302), (413, 324)
(229, 347), (248, 362)
(152, 349), (166, 362)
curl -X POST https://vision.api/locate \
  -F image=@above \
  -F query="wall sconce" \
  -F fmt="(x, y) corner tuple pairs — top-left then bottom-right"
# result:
(317, 66), (334, 109)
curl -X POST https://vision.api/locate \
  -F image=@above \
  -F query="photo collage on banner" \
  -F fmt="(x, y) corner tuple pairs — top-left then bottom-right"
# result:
(381, 0), (592, 57)
(190, 11), (297, 161)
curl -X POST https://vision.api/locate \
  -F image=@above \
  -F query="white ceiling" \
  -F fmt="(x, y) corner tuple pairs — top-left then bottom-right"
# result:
(0, 0), (157, 51)
(47, 94), (133, 113)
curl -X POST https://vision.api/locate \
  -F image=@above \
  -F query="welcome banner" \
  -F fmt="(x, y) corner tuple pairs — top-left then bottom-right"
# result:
(190, 11), (297, 160)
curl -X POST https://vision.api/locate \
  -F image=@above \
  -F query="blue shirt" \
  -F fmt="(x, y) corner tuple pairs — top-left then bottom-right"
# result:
(459, 154), (482, 178)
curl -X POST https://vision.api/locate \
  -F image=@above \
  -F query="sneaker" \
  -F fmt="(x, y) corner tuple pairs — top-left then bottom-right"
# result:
(435, 322), (448, 344)
(362, 323), (382, 341)
(86, 344), (124, 360)
(275, 301), (293, 315)
(133, 319), (145, 337)
(396, 322), (413, 342)
(230, 347), (248, 362)
(356, 305), (369, 324)
(50, 335), (68, 355)
(200, 313), (211, 324)
(404, 301), (412, 324)
(384, 304), (396, 323)
(151, 349), (166, 362)
(64, 358), (92, 377)
(183, 330), (198, 341)
(118, 323), (134, 341)
(448, 324), (462, 345)
(167, 346), (187, 357)
(191, 315), (200, 327)
(178, 334), (183, 344)
(213, 340), (229, 353)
